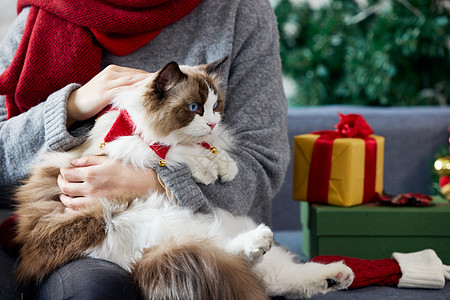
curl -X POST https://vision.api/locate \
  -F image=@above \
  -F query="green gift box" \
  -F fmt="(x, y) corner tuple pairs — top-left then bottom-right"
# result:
(300, 196), (450, 264)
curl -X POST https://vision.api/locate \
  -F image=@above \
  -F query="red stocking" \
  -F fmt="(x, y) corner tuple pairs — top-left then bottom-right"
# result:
(311, 256), (401, 288)
(312, 249), (449, 289)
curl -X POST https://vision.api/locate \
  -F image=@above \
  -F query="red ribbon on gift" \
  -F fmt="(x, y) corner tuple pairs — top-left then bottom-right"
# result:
(307, 113), (378, 205)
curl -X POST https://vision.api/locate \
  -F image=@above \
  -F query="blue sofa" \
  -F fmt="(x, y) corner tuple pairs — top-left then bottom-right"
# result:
(272, 105), (450, 299)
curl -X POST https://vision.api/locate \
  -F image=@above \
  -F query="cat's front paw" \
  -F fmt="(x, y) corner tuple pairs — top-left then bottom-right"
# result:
(214, 151), (238, 182)
(188, 156), (219, 185)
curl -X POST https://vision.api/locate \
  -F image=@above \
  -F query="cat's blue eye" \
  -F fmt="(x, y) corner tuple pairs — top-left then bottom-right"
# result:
(213, 101), (218, 109)
(189, 102), (199, 112)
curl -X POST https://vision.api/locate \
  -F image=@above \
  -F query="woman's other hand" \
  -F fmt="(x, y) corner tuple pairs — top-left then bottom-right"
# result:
(58, 155), (164, 210)
(66, 65), (150, 126)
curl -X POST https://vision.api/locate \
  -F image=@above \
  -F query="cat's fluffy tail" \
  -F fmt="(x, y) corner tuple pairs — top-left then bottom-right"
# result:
(14, 204), (107, 285)
(132, 239), (269, 300)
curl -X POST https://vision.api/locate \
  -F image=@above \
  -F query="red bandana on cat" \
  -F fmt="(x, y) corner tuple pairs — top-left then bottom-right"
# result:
(0, 0), (202, 119)
(99, 108), (172, 166)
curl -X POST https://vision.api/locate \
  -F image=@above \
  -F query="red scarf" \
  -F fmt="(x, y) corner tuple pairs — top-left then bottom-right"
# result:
(0, 0), (202, 119)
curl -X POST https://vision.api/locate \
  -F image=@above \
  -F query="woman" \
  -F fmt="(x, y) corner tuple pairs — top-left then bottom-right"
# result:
(0, 0), (288, 298)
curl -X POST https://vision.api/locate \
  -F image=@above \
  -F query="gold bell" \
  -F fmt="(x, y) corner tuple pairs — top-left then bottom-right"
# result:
(99, 142), (106, 150)
(159, 160), (166, 167)
(210, 147), (218, 154)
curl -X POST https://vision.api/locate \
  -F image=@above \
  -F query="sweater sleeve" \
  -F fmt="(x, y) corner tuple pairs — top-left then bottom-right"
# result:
(156, 0), (289, 225)
(0, 8), (89, 198)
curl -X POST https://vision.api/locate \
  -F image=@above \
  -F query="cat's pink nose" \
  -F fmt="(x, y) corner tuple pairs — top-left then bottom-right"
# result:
(207, 122), (216, 130)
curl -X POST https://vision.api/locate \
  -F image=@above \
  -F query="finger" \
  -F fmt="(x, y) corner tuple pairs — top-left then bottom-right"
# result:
(103, 73), (151, 101)
(71, 155), (108, 167)
(59, 194), (96, 210)
(102, 65), (149, 83)
(59, 193), (75, 208)
(109, 72), (150, 88)
(108, 84), (145, 98)
(60, 167), (85, 182)
(111, 65), (149, 75)
(57, 174), (86, 197)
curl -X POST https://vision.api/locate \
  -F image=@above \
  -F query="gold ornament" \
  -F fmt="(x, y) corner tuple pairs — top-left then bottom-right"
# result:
(210, 147), (218, 154)
(99, 142), (106, 150)
(159, 160), (166, 167)
(434, 156), (450, 176)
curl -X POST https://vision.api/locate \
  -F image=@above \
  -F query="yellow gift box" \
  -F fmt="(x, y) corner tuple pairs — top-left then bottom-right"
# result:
(293, 133), (384, 207)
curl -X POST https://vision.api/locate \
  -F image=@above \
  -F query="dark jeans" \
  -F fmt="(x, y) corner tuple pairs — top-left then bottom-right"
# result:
(0, 250), (141, 300)
(0, 248), (21, 299)
(32, 258), (141, 300)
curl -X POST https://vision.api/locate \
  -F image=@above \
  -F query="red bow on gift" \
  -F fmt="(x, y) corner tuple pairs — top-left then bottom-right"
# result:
(335, 113), (374, 138)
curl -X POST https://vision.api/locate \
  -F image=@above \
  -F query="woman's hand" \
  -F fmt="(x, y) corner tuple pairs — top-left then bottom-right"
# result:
(58, 155), (165, 210)
(66, 65), (150, 126)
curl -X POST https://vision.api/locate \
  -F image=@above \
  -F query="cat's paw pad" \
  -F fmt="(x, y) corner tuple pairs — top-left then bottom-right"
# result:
(322, 262), (354, 291)
(244, 224), (273, 265)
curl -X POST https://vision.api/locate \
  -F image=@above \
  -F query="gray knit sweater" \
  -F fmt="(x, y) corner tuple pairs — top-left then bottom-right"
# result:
(0, 0), (289, 225)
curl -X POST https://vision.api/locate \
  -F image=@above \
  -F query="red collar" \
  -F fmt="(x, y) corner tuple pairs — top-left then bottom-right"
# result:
(98, 108), (217, 167)
(199, 141), (218, 154)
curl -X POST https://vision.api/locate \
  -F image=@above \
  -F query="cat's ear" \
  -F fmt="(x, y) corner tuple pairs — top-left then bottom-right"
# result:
(203, 56), (228, 75)
(156, 62), (186, 94)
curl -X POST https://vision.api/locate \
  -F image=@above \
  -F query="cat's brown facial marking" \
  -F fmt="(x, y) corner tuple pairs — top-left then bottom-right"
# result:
(142, 61), (224, 139)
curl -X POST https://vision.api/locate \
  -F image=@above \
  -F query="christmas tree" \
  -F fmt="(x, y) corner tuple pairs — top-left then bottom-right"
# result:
(272, 0), (450, 106)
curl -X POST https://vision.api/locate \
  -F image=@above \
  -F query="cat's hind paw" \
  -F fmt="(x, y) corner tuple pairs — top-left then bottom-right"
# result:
(305, 261), (353, 296)
(282, 261), (354, 299)
(243, 224), (273, 265)
(323, 263), (354, 291)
